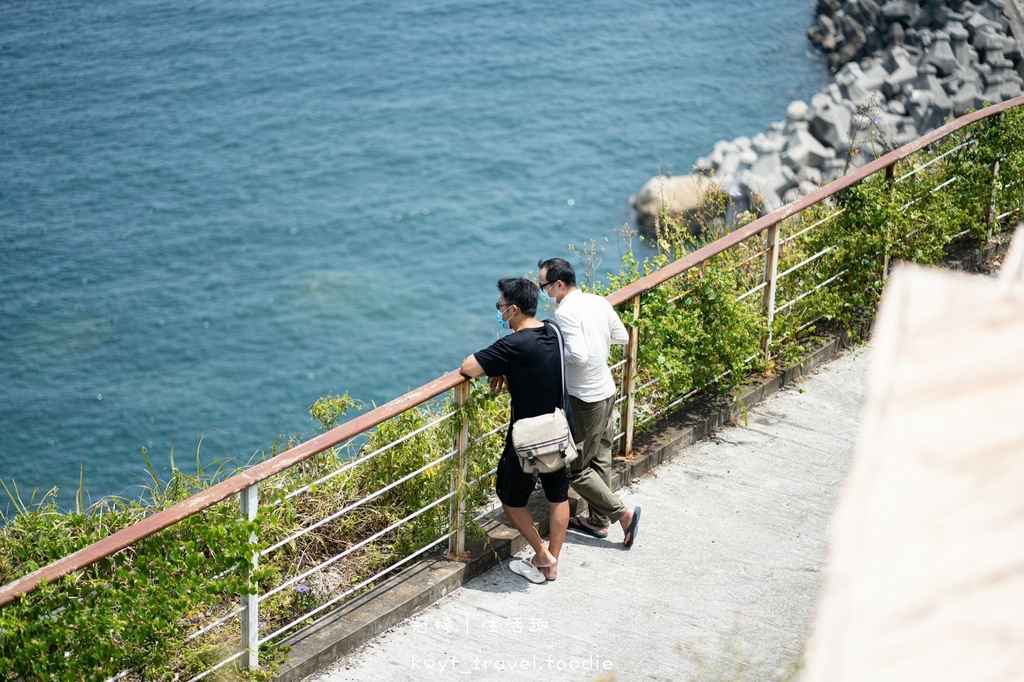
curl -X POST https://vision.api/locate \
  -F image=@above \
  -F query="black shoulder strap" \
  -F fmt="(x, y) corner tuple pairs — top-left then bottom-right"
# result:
(544, 320), (577, 440)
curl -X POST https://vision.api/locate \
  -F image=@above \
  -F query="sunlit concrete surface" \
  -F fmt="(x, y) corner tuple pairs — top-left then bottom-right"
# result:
(303, 347), (869, 682)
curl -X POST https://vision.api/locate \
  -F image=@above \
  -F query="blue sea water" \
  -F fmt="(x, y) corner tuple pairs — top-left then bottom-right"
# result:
(0, 0), (829, 507)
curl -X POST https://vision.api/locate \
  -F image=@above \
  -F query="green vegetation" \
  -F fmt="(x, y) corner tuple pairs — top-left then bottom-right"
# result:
(0, 386), (509, 681)
(1, 105), (1022, 679)
(0, 449), (265, 680)
(581, 106), (1024, 427)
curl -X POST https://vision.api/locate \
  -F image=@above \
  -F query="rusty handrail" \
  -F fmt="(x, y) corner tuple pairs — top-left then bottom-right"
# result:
(3, 94), (1023, 609)
(606, 94), (1024, 307)
(0, 370), (465, 607)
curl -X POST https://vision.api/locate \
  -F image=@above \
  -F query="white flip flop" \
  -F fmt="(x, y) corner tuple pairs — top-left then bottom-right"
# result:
(509, 557), (546, 584)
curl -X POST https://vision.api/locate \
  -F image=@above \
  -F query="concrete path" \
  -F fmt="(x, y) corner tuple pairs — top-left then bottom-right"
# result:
(304, 346), (869, 682)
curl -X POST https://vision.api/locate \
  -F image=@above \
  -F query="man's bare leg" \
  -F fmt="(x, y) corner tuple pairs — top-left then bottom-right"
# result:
(503, 504), (557, 568)
(541, 500), (569, 580)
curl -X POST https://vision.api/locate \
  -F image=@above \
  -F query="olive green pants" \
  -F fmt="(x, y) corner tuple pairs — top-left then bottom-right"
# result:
(568, 394), (626, 528)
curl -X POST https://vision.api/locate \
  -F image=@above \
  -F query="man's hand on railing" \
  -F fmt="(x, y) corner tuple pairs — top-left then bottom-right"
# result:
(488, 375), (507, 395)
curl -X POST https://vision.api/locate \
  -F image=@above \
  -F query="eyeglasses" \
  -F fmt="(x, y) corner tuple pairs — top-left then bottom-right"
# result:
(538, 280), (556, 290)
(495, 301), (513, 311)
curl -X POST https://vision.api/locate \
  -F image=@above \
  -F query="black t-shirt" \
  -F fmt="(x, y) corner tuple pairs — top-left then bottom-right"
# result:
(473, 322), (562, 424)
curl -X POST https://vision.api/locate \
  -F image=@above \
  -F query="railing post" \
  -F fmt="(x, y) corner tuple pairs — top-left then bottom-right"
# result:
(882, 163), (896, 280)
(760, 223), (781, 364)
(619, 294), (641, 457)
(987, 158), (1001, 240)
(239, 484), (259, 670)
(448, 381), (470, 558)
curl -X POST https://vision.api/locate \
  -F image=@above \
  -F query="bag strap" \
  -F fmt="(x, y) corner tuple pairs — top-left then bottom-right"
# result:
(510, 321), (578, 484)
(509, 321), (570, 422)
(545, 320), (577, 441)
(546, 320), (567, 400)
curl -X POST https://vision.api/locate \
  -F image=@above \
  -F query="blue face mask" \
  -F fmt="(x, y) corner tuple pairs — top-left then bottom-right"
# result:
(496, 309), (510, 329)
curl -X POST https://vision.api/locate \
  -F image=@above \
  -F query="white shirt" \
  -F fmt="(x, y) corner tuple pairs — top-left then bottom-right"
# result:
(554, 289), (629, 402)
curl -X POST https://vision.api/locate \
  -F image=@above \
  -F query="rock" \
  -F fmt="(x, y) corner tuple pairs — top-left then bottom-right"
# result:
(913, 28), (934, 49)
(882, 45), (920, 97)
(906, 87), (953, 131)
(841, 14), (869, 59)
(925, 31), (960, 76)
(861, 0), (882, 22)
(947, 64), (985, 94)
(881, 0), (919, 23)
(863, 61), (892, 89)
(818, 0), (843, 16)
(711, 139), (737, 165)
(809, 95), (855, 150)
(965, 11), (1000, 42)
(836, 62), (882, 102)
(737, 169), (785, 213)
(1005, 35), (1023, 63)
(718, 150), (743, 179)
(632, 174), (726, 234)
(914, 62), (944, 93)
(784, 178), (824, 205)
(914, 0), (949, 30)
(887, 98), (908, 115)
(798, 164), (824, 185)
(874, 110), (918, 147)
(895, 117), (919, 146)
(782, 126), (837, 169)
(985, 52), (1016, 72)
(637, 0), (1024, 232)
(890, 21), (906, 47)
(986, 68), (1024, 101)
(947, 23), (976, 68)
(810, 12), (840, 51)
(787, 100), (810, 123)
(692, 155), (714, 173)
(750, 150), (785, 181)
(951, 78), (989, 115)
(977, 0), (1007, 23)
(974, 26), (1010, 54)
(822, 158), (850, 180)
(751, 132), (786, 155)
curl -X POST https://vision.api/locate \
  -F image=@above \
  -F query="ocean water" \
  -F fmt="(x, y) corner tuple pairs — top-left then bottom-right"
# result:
(0, 0), (829, 506)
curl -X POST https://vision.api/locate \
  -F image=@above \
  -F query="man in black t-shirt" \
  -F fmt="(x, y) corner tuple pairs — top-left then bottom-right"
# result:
(460, 278), (569, 584)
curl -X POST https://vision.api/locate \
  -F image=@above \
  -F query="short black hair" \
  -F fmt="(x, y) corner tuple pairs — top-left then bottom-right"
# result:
(497, 277), (538, 316)
(537, 258), (576, 287)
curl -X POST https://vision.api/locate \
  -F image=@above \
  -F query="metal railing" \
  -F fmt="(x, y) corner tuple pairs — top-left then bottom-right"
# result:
(2, 94), (1022, 679)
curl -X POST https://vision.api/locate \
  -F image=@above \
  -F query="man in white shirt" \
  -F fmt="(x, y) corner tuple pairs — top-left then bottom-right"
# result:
(538, 258), (641, 548)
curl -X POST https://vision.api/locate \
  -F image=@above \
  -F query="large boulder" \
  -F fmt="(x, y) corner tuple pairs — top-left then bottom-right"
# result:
(632, 174), (726, 235)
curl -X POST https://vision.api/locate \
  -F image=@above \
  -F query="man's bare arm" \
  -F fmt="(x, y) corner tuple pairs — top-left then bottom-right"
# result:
(460, 354), (485, 378)
(460, 355), (506, 394)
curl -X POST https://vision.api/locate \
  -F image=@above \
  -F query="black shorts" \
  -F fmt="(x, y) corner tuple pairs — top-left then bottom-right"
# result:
(495, 448), (570, 508)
